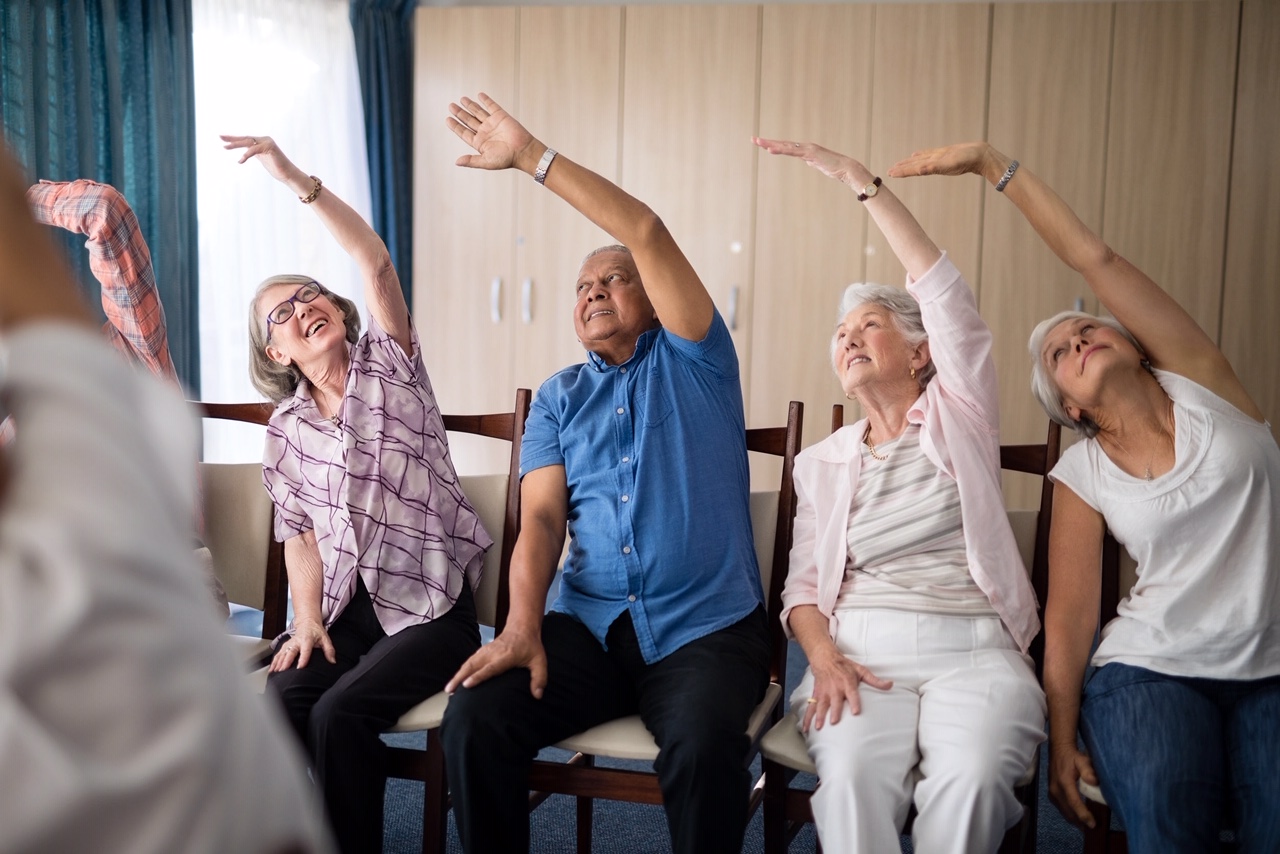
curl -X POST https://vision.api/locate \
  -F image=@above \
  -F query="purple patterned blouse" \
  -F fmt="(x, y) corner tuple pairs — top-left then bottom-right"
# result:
(262, 316), (490, 636)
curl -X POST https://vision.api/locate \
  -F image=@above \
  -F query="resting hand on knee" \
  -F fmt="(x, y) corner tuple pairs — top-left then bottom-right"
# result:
(1048, 741), (1098, 831)
(803, 649), (893, 732)
(269, 618), (336, 672)
(447, 627), (548, 699)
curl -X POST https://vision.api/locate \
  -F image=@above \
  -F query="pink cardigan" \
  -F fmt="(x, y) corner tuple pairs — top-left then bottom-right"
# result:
(781, 253), (1041, 653)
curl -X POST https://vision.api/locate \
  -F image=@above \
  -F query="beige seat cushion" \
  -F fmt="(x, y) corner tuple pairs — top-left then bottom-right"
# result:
(389, 691), (452, 733)
(228, 633), (273, 665)
(549, 683), (782, 761)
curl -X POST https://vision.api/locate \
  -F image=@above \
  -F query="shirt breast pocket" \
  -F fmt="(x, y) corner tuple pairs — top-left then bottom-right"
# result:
(635, 370), (673, 427)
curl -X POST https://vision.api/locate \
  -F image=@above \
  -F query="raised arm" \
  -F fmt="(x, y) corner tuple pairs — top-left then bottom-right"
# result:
(25, 179), (176, 382)
(1042, 483), (1105, 831)
(753, 138), (941, 281)
(446, 93), (714, 342)
(221, 135), (412, 355)
(889, 143), (1262, 419)
(446, 464), (568, 698)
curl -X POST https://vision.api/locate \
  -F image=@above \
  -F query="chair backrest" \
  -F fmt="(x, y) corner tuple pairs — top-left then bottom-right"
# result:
(192, 401), (287, 639)
(747, 400), (805, 686)
(830, 405), (1061, 676)
(443, 388), (532, 632)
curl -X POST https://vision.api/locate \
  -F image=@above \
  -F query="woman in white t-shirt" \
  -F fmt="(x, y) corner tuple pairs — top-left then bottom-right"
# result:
(756, 137), (1046, 854)
(892, 144), (1280, 853)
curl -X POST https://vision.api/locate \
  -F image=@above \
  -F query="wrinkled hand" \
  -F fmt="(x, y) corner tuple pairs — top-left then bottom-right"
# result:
(269, 617), (336, 673)
(801, 651), (893, 733)
(220, 134), (298, 185)
(753, 137), (867, 186)
(887, 142), (993, 180)
(446, 627), (548, 698)
(1048, 741), (1099, 831)
(445, 93), (537, 172)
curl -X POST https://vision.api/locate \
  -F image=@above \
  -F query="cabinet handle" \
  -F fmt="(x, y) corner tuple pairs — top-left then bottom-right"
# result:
(727, 285), (740, 331)
(1073, 296), (1084, 312)
(490, 277), (502, 324)
(522, 278), (533, 325)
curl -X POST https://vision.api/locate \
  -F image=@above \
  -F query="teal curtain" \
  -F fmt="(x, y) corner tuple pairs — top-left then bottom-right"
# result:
(350, 0), (414, 311)
(1, 0), (200, 393)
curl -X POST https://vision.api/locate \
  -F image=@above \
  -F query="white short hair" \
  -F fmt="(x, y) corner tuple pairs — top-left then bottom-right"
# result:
(830, 283), (936, 388)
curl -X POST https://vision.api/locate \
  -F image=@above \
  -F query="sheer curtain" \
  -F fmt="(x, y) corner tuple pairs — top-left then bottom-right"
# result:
(193, 0), (371, 462)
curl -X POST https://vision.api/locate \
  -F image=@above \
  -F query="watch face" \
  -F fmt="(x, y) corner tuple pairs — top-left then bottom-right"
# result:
(863, 182), (879, 198)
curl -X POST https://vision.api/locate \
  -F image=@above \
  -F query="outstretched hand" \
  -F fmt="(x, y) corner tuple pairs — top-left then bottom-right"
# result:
(219, 135), (300, 185)
(753, 137), (866, 186)
(887, 142), (994, 180)
(446, 93), (538, 172)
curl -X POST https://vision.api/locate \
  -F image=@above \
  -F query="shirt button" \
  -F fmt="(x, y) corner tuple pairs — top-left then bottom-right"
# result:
(616, 407), (625, 414)
(620, 367), (628, 374)
(622, 456), (630, 463)
(628, 594), (637, 602)
(621, 494), (629, 503)
(622, 546), (632, 555)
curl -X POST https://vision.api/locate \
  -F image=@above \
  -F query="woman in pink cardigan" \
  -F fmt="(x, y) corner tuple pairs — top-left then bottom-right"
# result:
(755, 137), (1045, 854)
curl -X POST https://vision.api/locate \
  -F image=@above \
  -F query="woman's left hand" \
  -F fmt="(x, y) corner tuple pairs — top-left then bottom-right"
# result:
(220, 135), (300, 185)
(802, 649), (893, 733)
(752, 137), (871, 188)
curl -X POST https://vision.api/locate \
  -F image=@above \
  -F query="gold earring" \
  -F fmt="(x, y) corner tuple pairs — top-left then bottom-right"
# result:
(910, 365), (917, 380)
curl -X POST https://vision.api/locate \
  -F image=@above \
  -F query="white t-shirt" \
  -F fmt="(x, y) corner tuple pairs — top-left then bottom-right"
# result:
(1050, 370), (1280, 679)
(0, 323), (332, 854)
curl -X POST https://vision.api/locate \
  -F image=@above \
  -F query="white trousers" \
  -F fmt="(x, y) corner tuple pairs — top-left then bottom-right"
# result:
(789, 610), (1046, 854)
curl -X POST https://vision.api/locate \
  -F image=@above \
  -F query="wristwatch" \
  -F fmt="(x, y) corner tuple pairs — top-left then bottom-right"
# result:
(856, 176), (882, 202)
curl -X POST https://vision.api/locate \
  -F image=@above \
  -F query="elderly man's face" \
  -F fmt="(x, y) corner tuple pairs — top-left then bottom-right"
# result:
(572, 249), (657, 365)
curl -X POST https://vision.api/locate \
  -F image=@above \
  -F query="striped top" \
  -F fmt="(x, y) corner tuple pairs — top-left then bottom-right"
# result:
(837, 424), (996, 616)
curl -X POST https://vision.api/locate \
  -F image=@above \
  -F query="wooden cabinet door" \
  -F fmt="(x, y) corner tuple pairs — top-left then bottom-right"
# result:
(620, 5), (761, 402)
(413, 7), (518, 472)
(1222, 0), (1280, 440)
(512, 7), (623, 395)
(751, 4), (875, 456)
(982, 2), (1113, 507)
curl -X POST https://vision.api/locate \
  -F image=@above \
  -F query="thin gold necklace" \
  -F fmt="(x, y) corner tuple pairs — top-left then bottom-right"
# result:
(863, 423), (889, 461)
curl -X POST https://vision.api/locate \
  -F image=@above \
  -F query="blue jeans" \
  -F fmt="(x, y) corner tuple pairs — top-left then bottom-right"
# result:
(1080, 662), (1280, 854)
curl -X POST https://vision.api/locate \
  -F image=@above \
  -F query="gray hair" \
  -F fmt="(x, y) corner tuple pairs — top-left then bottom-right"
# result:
(579, 244), (633, 271)
(831, 283), (936, 388)
(1027, 310), (1148, 438)
(247, 274), (361, 404)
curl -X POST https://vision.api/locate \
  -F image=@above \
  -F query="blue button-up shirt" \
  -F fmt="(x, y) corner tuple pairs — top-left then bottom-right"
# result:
(520, 311), (762, 663)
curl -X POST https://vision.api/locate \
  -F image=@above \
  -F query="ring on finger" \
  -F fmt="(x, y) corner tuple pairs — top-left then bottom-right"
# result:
(806, 697), (818, 704)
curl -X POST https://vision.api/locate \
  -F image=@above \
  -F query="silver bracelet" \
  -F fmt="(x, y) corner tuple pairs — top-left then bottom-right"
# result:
(995, 159), (1020, 193)
(533, 148), (557, 185)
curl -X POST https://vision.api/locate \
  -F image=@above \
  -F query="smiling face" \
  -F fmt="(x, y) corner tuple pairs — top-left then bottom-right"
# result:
(258, 281), (347, 369)
(572, 248), (658, 365)
(1039, 315), (1143, 421)
(832, 302), (928, 399)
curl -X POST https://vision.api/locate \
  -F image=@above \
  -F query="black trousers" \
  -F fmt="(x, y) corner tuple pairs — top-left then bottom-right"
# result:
(268, 578), (480, 854)
(441, 605), (771, 854)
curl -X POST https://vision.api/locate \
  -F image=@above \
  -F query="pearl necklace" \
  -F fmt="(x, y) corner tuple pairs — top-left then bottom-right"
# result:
(863, 424), (889, 461)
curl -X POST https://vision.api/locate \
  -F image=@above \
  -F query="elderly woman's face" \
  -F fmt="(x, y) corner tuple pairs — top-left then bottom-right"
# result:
(259, 281), (345, 367)
(1040, 315), (1140, 420)
(832, 303), (919, 398)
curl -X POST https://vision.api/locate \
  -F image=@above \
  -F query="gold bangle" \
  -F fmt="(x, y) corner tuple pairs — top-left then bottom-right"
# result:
(299, 175), (323, 204)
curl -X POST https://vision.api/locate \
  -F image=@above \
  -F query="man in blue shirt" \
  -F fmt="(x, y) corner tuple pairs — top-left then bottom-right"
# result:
(440, 93), (771, 854)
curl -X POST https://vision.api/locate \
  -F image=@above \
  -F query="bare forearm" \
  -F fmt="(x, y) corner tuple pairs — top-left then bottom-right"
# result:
(502, 520), (562, 635)
(788, 604), (843, 669)
(283, 534), (326, 625)
(1043, 612), (1095, 749)
(829, 161), (942, 281)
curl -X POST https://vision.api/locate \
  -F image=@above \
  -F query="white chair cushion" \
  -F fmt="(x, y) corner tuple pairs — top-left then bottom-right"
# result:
(552, 682), (783, 762)
(228, 633), (273, 665)
(761, 710), (1037, 786)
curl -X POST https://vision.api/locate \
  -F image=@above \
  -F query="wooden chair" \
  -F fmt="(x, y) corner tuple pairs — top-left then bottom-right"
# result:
(760, 405), (1061, 854)
(191, 400), (287, 667)
(512, 401), (805, 853)
(382, 388), (532, 854)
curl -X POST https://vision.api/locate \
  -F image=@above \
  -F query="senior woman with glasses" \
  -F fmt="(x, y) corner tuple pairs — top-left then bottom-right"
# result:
(222, 135), (487, 854)
(891, 143), (1280, 853)
(754, 137), (1045, 854)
